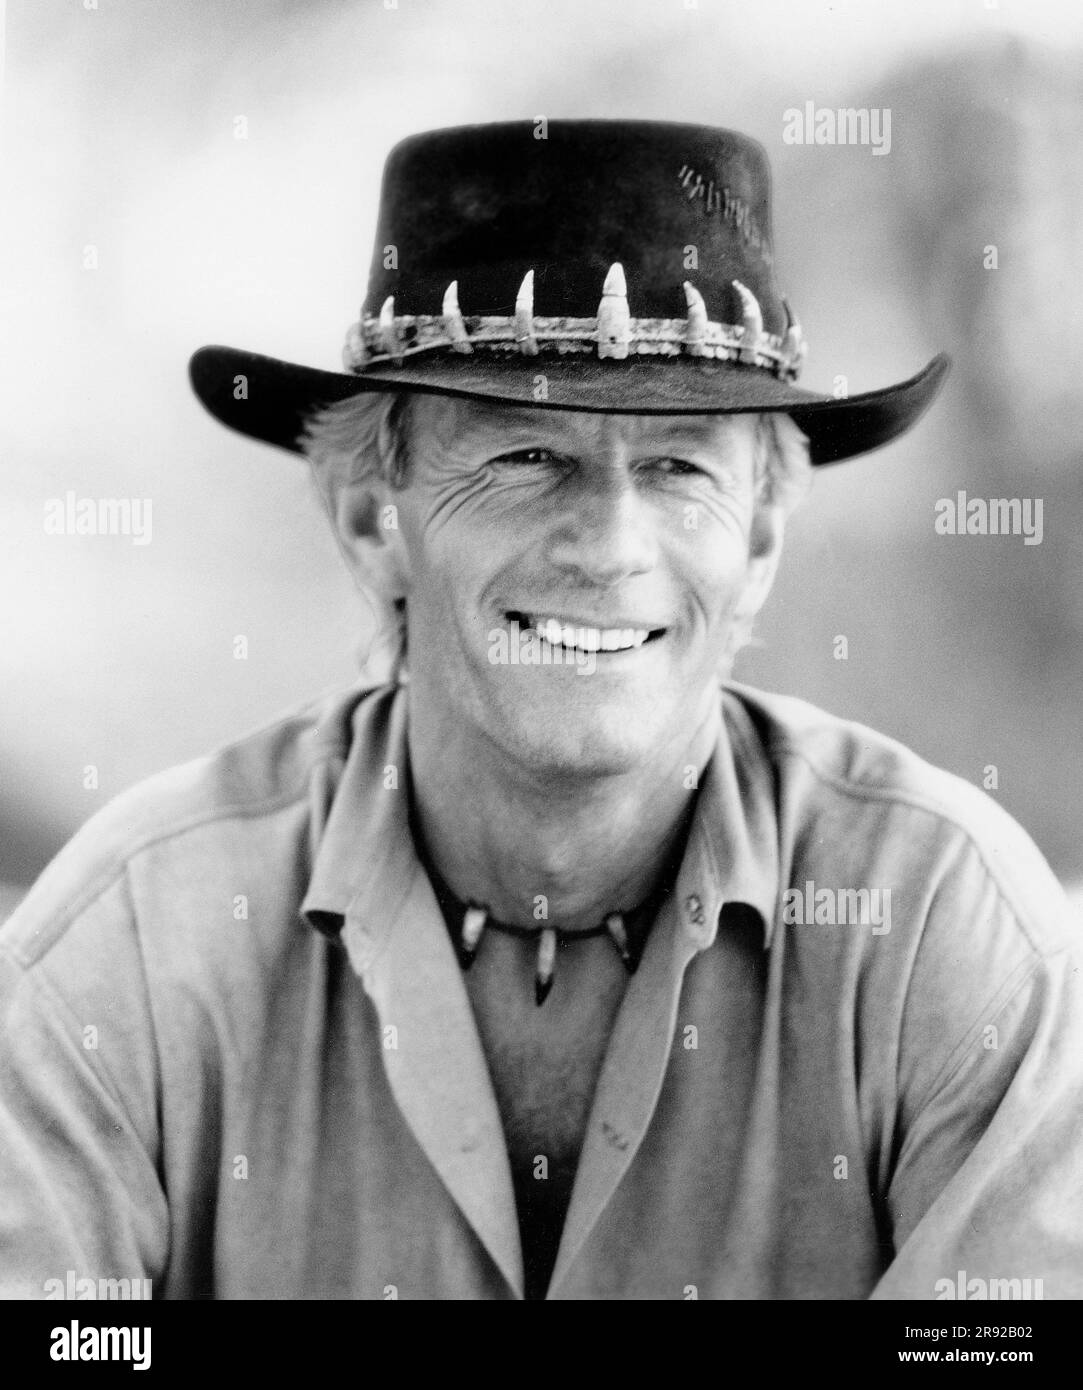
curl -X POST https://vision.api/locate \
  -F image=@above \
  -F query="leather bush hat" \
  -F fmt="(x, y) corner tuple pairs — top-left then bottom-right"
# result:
(189, 119), (950, 465)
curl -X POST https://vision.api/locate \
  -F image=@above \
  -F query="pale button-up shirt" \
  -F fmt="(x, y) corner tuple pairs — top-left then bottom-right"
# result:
(1, 680), (1080, 1299)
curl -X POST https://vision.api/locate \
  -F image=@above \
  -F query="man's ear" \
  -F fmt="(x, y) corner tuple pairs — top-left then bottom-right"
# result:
(322, 472), (410, 605)
(732, 499), (786, 630)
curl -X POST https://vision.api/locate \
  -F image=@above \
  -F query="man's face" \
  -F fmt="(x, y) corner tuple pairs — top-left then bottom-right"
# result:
(384, 395), (780, 777)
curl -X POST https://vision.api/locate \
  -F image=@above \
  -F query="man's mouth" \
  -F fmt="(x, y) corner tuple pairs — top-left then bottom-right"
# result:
(505, 611), (667, 655)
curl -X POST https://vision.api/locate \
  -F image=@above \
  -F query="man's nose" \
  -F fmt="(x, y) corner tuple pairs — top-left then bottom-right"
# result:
(546, 466), (660, 585)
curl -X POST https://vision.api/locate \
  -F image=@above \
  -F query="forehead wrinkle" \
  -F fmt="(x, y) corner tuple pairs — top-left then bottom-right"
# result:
(429, 400), (754, 452)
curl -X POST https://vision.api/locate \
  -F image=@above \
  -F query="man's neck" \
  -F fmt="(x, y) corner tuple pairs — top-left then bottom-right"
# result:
(404, 688), (723, 934)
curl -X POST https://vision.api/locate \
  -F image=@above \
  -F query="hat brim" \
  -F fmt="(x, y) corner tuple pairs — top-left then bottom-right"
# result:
(188, 346), (951, 466)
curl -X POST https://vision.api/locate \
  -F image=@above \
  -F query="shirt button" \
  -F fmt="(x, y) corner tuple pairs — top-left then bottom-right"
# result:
(684, 892), (715, 948)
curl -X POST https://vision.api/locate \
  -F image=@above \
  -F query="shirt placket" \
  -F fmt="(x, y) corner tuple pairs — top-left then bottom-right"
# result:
(344, 868), (525, 1298)
(547, 867), (723, 1297)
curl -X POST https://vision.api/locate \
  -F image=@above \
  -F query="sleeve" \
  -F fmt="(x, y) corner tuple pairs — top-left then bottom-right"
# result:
(0, 872), (169, 1299)
(870, 848), (1083, 1300)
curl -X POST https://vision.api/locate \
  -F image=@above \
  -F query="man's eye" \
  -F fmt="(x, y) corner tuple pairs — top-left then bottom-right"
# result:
(645, 457), (704, 477)
(489, 447), (561, 466)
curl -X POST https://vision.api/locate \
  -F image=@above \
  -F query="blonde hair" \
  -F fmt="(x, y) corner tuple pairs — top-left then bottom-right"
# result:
(300, 390), (813, 680)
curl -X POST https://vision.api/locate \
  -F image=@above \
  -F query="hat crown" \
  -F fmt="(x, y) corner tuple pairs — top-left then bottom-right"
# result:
(363, 120), (782, 330)
(188, 118), (950, 468)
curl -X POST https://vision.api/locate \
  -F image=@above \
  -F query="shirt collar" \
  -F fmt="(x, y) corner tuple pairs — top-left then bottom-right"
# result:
(300, 681), (418, 943)
(301, 681), (781, 953)
(669, 683), (782, 952)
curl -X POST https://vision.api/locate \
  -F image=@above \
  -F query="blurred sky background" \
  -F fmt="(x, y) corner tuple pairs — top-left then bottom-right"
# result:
(2, 0), (1082, 912)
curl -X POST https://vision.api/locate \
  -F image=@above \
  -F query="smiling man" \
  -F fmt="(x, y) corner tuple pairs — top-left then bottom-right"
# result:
(303, 394), (806, 1297)
(2, 121), (1082, 1302)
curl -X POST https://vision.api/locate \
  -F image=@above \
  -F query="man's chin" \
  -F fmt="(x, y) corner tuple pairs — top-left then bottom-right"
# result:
(493, 695), (670, 780)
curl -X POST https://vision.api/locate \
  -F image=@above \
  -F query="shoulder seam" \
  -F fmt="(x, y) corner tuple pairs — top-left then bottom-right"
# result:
(8, 757), (342, 969)
(904, 949), (1061, 1127)
(771, 735), (1059, 958)
(0, 935), (149, 1137)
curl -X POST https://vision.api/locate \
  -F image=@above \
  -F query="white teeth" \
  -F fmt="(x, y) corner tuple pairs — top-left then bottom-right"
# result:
(523, 615), (653, 653)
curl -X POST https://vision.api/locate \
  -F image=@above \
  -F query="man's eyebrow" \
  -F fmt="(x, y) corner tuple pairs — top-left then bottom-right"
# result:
(448, 418), (585, 452)
(454, 412), (743, 445)
(635, 430), (735, 450)
(460, 409), (567, 432)
(634, 416), (749, 440)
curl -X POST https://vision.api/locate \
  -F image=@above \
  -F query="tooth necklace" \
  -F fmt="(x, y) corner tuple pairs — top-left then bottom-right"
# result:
(426, 866), (666, 1006)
